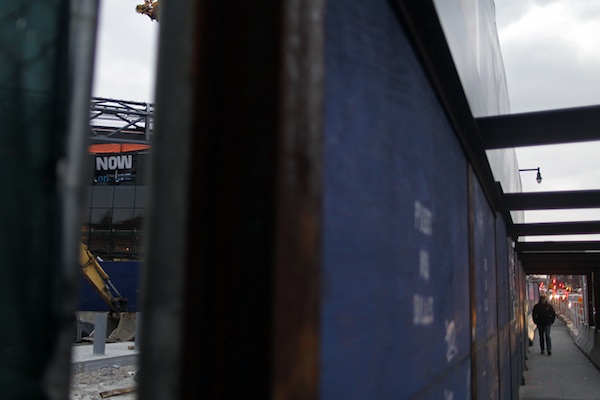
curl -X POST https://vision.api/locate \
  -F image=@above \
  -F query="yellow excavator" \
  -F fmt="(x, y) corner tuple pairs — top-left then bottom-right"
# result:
(79, 242), (136, 341)
(136, 0), (159, 21)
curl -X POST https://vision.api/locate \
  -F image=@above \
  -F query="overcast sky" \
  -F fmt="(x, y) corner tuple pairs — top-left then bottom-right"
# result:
(496, 0), (600, 239)
(92, 0), (600, 238)
(92, 0), (158, 102)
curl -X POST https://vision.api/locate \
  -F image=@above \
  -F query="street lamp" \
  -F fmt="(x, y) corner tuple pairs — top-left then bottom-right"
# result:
(519, 167), (542, 184)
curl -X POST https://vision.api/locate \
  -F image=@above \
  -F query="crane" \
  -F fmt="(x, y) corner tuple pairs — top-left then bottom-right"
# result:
(136, 0), (159, 21)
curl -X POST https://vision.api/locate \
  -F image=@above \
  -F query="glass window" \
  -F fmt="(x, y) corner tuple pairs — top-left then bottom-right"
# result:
(112, 209), (134, 261)
(80, 208), (91, 227)
(80, 230), (90, 246)
(111, 234), (134, 260)
(83, 153), (150, 260)
(88, 234), (111, 258)
(112, 208), (134, 231)
(133, 209), (145, 231)
(83, 187), (93, 208)
(92, 186), (114, 208)
(133, 233), (144, 256)
(114, 186), (135, 208)
(133, 208), (145, 259)
(90, 208), (112, 231)
(135, 153), (149, 185)
(135, 186), (146, 208)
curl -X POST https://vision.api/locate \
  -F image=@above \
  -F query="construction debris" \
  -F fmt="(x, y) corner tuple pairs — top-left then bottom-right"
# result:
(99, 386), (136, 398)
(70, 364), (137, 400)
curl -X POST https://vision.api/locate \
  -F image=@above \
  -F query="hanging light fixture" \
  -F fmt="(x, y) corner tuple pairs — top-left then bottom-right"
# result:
(519, 167), (542, 184)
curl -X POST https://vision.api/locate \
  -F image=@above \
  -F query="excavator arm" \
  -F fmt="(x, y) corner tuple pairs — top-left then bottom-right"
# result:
(78, 243), (136, 342)
(79, 242), (127, 315)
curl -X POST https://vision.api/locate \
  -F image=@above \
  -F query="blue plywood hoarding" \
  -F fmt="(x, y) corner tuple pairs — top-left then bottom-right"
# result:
(475, 336), (499, 399)
(78, 261), (141, 312)
(471, 175), (497, 342)
(322, 0), (470, 397)
(496, 218), (510, 326)
(495, 216), (514, 398)
(470, 172), (499, 399)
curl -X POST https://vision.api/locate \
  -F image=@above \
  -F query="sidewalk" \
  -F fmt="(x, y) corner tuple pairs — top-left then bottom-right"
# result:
(520, 318), (600, 399)
(71, 341), (139, 375)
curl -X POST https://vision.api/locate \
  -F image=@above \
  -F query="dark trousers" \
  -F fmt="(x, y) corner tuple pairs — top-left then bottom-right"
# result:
(538, 324), (552, 352)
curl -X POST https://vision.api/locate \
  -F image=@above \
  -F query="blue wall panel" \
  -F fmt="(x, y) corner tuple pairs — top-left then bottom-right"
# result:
(475, 337), (499, 400)
(496, 217), (510, 325)
(498, 325), (512, 399)
(78, 261), (141, 312)
(510, 323), (521, 398)
(322, 0), (470, 397)
(495, 216), (513, 397)
(471, 173), (499, 397)
(472, 175), (497, 342)
(515, 266), (528, 390)
(414, 360), (471, 399)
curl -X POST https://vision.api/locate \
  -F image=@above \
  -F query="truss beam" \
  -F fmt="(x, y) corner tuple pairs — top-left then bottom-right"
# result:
(89, 97), (154, 144)
(477, 104), (600, 149)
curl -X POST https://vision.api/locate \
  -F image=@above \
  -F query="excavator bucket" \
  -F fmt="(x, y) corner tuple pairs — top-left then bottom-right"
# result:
(108, 312), (137, 342)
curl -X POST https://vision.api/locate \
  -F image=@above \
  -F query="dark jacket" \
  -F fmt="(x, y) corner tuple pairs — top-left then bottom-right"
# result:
(532, 301), (556, 326)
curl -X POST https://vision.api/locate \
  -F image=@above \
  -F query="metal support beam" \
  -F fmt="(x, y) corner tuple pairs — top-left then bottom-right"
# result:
(137, 0), (193, 397)
(524, 267), (595, 275)
(93, 313), (107, 355)
(477, 105), (600, 149)
(519, 253), (600, 263)
(519, 253), (600, 275)
(521, 261), (597, 275)
(587, 272), (595, 326)
(0, 1), (84, 398)
(139, 0), (323, 399)
(512, 221), (600, 237)
(467, 167), (479, 398)
(390, 0), (503, 215)
(504, 190), (600, 210)
(516, 241), (600, 253)
(594, 272), (600, 328)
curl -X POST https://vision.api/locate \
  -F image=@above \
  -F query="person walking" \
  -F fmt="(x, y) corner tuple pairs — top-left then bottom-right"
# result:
(532, 294), (556, 355)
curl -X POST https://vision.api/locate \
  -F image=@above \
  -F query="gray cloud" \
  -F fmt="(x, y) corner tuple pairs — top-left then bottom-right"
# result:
(93, 0), (158, 101)
(93, 0), (600, 226)
(496, 0), (600, 233)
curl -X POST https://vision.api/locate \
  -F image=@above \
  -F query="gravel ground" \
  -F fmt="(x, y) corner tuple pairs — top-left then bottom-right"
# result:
(70, 365), (138, 400)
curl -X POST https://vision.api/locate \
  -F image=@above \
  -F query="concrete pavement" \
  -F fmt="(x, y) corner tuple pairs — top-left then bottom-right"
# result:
(520, 319), (600, 399)
(71, 322), (600, 398)
(71, 341), (138, 375)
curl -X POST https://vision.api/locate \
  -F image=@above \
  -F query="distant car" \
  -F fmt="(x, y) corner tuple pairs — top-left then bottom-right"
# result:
(568, 293), (583, 308)
(556, 289), (568, 300)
